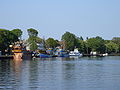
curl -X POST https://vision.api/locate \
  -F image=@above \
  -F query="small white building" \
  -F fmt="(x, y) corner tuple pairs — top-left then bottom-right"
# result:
(90, 51), (97, 55)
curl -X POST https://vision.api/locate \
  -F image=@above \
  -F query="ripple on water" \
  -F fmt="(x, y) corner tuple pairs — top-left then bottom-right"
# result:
(0, 56), (120, 90)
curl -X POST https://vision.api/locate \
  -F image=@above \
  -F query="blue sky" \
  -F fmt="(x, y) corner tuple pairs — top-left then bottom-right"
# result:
(0, 0), (120, 40)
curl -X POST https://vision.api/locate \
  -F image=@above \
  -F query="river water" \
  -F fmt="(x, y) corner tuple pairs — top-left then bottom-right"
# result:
(0, 56), (120, 90)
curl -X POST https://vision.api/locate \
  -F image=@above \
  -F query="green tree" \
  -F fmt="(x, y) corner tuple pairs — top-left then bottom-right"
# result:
(27, 28), (38, 37)
(27, 36), (42, 44)
(112, 37), (120, 53)
(112, 37), (120, 44)
(46, 38), (58, 48)
(78, 40), (87, 54)
(29, 41), (38, 51)
(11, 29), (22, 39)
(27, 28), (41, 51)
(35, 37), (42, 43)
(106, 42), (119, 54)
(79, 36), (84, 40)
(61, 32), (78, 50)
(77, 36), (88, 53)
(0, 29), (18, 54)
(87, 36), (106, 53)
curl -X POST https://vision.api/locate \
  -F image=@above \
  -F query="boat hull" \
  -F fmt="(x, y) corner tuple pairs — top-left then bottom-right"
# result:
(39, 53), (52, 58)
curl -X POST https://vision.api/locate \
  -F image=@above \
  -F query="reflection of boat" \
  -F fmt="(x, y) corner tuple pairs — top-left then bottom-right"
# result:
(69, 56), (80, 59)
(69, 48), (82, 57)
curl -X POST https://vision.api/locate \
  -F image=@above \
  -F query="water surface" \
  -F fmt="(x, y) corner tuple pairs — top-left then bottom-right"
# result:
(0, 56), (120, 90)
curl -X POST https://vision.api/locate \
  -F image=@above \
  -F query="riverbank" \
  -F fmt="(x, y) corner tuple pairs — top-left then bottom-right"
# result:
(1, 54), (120, 59)
(108, 53), (120, 56)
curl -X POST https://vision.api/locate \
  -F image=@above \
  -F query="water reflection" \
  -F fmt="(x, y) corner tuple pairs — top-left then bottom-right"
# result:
(85, 56), (104, 60)
(0, 60), (11, 88)
(29, 60), (39, 90)
(12, 60), (22, 89)
(0, 56), (120, 90)
(61, 62), (76, 90)
(69, 56), (81, 59)
(56, 57), (79, 61)
(0, 60), (16, 89)
(13, 60), (22, 76)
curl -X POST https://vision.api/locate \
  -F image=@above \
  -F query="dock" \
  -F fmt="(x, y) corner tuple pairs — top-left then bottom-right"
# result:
(83, 54), (107, 57)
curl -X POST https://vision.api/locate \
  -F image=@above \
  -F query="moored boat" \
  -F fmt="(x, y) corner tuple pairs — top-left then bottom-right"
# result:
(54, 48), (69, 57)
(12, 42), (32, 60)
(39, 53), (52, 58)
(12, 44), (23, 60)
(69, 48), (82, 57)
(36, 50), (52, 58)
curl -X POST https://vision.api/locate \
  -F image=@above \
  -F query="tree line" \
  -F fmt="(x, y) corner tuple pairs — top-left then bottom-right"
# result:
(62, 32), (120, 54)
(0, 28), (120, 55)
(0, 29), (22, 54)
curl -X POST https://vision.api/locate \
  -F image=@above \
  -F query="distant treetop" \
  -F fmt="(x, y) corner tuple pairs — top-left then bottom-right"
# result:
(27, 28), (38, 37)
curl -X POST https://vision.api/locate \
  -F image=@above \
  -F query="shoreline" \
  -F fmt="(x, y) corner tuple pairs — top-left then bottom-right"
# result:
(0, 54), (120, 59)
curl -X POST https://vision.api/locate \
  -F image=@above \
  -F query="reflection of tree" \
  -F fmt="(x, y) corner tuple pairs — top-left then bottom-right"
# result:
(29, 60), (38, 90)
(62, 62), (76, 90)
(63, 63), (75, 79)
(0, 60), (15, 89)
(0, 60), (11, 73)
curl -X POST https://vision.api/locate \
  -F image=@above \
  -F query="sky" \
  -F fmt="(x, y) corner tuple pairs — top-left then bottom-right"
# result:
(0, 0), (120, 40)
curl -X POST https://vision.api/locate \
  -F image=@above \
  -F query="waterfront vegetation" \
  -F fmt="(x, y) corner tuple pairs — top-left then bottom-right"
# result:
(0, 28), (120, 55)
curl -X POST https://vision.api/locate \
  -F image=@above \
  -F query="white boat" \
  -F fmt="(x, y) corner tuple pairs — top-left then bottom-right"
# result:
(69, 48), (82, 57)
(102, 53), (108, 56)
